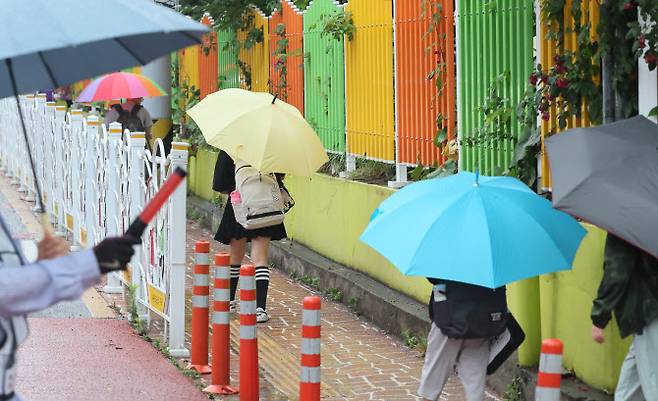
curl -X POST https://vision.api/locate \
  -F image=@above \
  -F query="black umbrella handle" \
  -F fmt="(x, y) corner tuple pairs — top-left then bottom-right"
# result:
(6, 59), (48, 234)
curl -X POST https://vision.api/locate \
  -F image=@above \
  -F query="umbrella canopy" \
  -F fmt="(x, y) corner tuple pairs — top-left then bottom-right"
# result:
(187, 88), (329, 177)
(76, 71), (166, 103)
(0, 0), (208, 98)
(360, 172), (586, 288)
(546, 115), (658, 257)
(0, 0), (207, 220)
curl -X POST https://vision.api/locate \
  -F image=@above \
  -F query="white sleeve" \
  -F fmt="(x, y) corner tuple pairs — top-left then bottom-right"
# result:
(0, 250), (100, 319)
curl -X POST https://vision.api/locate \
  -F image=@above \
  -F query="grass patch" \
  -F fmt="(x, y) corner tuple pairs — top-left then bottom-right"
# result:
(325, 287), (343, 302)
(503, 376), (525, 401)
(347, 158), (395, 185)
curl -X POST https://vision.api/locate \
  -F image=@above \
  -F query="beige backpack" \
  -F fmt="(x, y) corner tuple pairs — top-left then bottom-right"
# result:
(231, 160), (285, 229)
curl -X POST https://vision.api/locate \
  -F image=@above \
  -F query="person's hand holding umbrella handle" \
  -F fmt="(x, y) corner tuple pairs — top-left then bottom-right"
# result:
(92, 167), (186, 273)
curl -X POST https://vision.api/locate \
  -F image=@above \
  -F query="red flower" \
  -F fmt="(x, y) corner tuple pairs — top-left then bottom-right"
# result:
(556, 64), (568, 74)
(529, 73), (538, 85)
(541, 75), (549, 85)
(556, 78), (569, 89)
(553, 54), (562, 65)
(624, 1), (637, 11)
(542, 113), (550, 121)
(645, 51), (658, 65)
(639, 35), (646, 49)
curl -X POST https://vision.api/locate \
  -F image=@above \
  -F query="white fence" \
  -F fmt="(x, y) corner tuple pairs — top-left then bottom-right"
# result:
(0, 95), (190, 357)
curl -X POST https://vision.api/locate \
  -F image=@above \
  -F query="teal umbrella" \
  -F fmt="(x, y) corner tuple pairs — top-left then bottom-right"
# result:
(360, 172), (586, 288)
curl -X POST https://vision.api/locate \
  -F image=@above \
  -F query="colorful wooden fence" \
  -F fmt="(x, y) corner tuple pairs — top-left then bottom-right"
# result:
(345, 0), (395, 162)
(539, 0), (600, 190)
(179, 43), (200, 92)
(394, 0), (456, 166)
(176, 2), (600, 182)
(303, 0), (347, 153)
(457, 0), (535, 175)
(269, 0), (305, 113)
(238, 8), (271, 92)
(217, 29), (241, 89)
(199, 14), (219, 99)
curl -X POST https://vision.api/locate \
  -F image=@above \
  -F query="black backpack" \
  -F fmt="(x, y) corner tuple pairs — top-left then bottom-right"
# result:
(430, 280), (508, 339)
(113, 104), (144, 133)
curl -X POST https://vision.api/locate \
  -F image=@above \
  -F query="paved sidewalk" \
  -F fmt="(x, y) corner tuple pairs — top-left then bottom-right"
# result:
(1, 172), (500, 401)
(185, 221), (501, 401)
(0, 176), (209, 401)
(17, 319), (209, 401)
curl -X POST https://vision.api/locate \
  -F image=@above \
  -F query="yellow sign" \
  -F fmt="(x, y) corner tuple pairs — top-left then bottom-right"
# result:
(80, 229), (88, 248)
(148, 285), (166, 314)
(65, 213), (74, 232)
(123, 266), (131, 284)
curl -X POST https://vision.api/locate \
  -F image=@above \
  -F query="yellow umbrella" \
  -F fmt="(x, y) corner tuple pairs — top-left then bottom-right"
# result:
(186, 88), (329, 177)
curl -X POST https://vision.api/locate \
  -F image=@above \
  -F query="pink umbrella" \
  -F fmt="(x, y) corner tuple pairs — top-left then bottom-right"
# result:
(76, 71), (166, 103)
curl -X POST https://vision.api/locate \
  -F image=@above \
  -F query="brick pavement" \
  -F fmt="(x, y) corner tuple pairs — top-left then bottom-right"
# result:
(185, 220), (501, 401)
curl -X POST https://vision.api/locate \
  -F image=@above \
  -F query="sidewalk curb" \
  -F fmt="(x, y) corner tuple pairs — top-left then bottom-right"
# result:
(187, 195), (613, 401)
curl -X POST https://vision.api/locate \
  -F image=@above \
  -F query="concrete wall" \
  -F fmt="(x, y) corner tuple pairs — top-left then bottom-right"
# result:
(187, 148), (630, 391)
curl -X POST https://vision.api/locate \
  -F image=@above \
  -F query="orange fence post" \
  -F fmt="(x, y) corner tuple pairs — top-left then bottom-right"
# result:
(239, 265), (259, 401)
(188, 241), (211, 374)
(204, 253), (238, 395)
(299, 296), (321, 401)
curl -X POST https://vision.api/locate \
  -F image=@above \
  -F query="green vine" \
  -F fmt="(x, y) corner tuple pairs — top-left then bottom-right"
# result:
(536, 0), (658, 126)
(421, 1), (455, 170)
(460, 71), (540, 188)
(312, 11), (356, 43)
(627, 1), (658, 71)
(272, 23), (290, 99)
(535, 0), (602, 129)
(461, 71), (516, 149)
(171, 79), (206, 155)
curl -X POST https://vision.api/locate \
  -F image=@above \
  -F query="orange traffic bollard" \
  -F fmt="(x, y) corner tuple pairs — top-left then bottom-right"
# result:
(299, 296), (321, 401)
(536, 339), (563, 401)
(204, 253), (238, 395)
(239, 265), (259, 401)
(188, 241), (211, 374)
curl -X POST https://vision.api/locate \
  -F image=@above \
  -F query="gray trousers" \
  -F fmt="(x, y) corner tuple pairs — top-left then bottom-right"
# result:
(418, 323), (489, 401)
(616, 318), (658, 401)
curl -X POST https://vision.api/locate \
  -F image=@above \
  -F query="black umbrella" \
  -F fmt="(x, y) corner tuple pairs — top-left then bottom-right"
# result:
(0, 0), (209, 219)
(546, 115), (658, 257)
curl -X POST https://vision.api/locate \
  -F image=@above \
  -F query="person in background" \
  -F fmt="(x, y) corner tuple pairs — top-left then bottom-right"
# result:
(56, 86), (72, 108)
(43, 89), (55, 102)
(104, 97), (153, 146)
(591, 234), (658, 401)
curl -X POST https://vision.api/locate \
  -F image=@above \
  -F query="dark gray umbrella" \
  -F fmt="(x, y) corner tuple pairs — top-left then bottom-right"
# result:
(0, 0), (209, 214)
(546, 115), (658, 257)
(0, 0), (208, 97)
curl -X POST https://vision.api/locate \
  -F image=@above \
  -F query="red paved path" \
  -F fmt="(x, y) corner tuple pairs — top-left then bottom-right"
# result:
(16, 318), (209, 401)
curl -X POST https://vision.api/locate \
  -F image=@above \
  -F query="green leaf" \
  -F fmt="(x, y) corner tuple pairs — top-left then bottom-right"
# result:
(434, 128), (448, 148)
(649, 106), (658, 117)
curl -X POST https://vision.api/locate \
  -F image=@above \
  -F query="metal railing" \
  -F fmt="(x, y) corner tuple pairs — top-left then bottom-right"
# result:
(0, 96), (190, 357)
